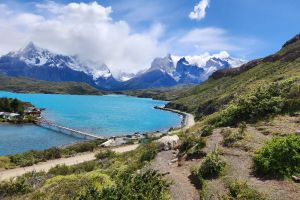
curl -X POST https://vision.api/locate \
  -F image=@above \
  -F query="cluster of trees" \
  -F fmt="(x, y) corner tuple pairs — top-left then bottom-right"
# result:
(0, 98), (28, 114)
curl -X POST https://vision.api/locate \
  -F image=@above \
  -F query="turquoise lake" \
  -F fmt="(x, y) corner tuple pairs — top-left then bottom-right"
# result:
(0, 91), (182, 155)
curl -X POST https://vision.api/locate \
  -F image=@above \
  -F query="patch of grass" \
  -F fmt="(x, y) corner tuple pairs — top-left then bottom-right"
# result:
(0, 156), (15, 169)
(221, 123), (247, 147)
(179, 134), (206, 159)
(95, 150), (117, 160)
(80, 170), (171, 200)
(191, 151), (226, 188)
(252, 134), (300, 178)
(201, 125), (215, 137)
(43, 170), (112, 199)
(48, 161), (98, 176)
(224, 180), (265, 200)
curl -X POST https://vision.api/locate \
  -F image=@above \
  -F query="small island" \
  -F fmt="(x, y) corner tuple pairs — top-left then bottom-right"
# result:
(0, 97), (42, 123)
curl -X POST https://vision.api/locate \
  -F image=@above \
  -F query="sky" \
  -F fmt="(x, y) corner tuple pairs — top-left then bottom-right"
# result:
(0, 0), (299, 74)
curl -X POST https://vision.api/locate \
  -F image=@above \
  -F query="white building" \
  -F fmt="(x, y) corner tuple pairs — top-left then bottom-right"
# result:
(0, 112), (20, 120)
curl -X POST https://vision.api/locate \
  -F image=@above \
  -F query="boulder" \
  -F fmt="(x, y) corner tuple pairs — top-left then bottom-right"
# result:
(157, 135), (180, 151)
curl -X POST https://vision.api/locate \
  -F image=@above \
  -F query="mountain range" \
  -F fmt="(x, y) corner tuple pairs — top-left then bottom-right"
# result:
(0, 42), (245, 90)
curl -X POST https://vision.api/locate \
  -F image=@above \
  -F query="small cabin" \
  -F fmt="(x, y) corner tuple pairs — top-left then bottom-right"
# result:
(24, 107), (42, 118)
(0, 112), (20, 120)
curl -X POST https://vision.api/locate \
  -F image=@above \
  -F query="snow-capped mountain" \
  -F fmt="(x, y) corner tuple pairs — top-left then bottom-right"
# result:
(0, 42), (118, 90)
(0, 42), (246, 91)
(115, 72), (135, 82)
(122, 52), (246, 89)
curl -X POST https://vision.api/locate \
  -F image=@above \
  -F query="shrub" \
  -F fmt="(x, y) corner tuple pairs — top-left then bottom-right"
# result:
(48, 164), (71, 176)
(227, 180), (265, 200)
(179, 135), (206, 158)
(49, 161), (98, 176)
(139, 143), (158, 163)
(95, 150), (117, 160)
(201, 125), (214, 137)
(222, 124), (246, 147)
(80, 170), (170, 200)
(0, 176), (33, 198)
(211, 82), (296, 127)
(43, 170), (112, 199)
(199, 151), (226, 179)
(0, 156), (14, 169)
(253, 135), (300, 178)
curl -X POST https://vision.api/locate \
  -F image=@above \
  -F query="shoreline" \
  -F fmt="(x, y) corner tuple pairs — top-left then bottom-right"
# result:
(154, 106), (195, 129)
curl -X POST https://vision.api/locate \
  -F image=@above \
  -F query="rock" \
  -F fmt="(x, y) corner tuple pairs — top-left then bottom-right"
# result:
(171, 158), (178, 163)
(157, 135), (180, 151)
(292, 175), (300, 183)
(295, 130), (300, 135)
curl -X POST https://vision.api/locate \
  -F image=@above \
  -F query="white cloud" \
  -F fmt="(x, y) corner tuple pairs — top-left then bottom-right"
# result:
(0, 1), (167, 74)
(189, 0), (210, 21)
(179, 27), (241, 52)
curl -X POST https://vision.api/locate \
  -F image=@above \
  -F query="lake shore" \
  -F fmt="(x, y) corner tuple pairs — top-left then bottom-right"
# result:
(154, 106), (195, 129)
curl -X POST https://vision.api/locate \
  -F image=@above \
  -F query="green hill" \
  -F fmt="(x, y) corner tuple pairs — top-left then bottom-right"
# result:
(165, 34), (300, 125)
(0, 74), (106, 95)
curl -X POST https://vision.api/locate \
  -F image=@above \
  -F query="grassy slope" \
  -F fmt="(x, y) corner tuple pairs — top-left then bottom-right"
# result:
(166, 38), (300, 119)
(0, 74), (106, 95)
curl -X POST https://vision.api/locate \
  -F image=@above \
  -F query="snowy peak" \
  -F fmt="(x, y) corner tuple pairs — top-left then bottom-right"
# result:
(149, 54), (175, 74)
(7, 42), (113, 80)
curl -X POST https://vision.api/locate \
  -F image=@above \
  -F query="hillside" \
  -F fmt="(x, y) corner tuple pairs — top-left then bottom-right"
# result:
(0, 74), (105, 95)
(165, 34), (300, 121)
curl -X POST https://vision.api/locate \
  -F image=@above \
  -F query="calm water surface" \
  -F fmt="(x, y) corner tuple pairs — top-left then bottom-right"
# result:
(0, 91), (181, 155)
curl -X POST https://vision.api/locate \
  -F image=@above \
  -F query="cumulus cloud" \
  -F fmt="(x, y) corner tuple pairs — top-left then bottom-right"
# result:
(189, 0), (210, 21)
(0, 1), (167, 74)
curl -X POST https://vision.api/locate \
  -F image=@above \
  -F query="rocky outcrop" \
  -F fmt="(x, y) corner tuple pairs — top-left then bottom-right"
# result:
(157, 135), (180, 151)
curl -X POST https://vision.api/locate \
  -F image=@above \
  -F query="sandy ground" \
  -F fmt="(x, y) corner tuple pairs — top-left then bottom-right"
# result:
(0, 144), (139, 181)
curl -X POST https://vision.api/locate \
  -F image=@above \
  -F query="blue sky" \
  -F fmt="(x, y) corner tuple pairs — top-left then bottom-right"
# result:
(0, 0), (299, 73)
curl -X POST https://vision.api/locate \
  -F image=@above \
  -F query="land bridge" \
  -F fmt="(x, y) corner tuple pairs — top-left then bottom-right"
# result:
(35, 118), (104, 140)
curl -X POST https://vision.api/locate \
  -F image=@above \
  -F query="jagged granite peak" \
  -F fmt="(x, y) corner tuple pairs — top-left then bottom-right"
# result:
(175, 57), (205, 84)
(149, 54), (175, 74)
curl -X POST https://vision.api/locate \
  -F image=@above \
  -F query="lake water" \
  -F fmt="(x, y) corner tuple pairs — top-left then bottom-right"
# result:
(0, 91), (181, 155)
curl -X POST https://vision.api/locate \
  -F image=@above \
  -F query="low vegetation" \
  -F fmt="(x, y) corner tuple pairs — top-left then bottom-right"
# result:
(0, 74), (105, 95)
(0, 139), (106, 169)
(221, 123), (247, 147)
(224, 180), (265, 200)
(179, 134), (206, 159)
(191, 151), (226, 190)
(252, 134), (300, 178)
(80, 170), (170, 200)
(0, 141), (170, 200)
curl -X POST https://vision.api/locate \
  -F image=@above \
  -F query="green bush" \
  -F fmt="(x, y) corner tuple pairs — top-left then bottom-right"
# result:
(199, 151), (226, 179)
(95, 150), (117, 160)
(201, 125), (215, 137)
(49, 161), (98, 176)
(139, 143), (158, 163)
(253, 135), (300, 178)
(222, 124), (246, 147)
(9, 147), (61, 167)
(79, 170), (170, 200)
(179, 134), (206, 158)
(227, 180), (265, 200)
(43, 170), (112, 200)
(0, 176), (32, 198)
(211, 81), (299, 127)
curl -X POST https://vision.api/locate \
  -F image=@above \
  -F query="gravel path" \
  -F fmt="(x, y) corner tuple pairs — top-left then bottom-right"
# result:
(0, 144), (139, 181)
(150, 151), (200, 200)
